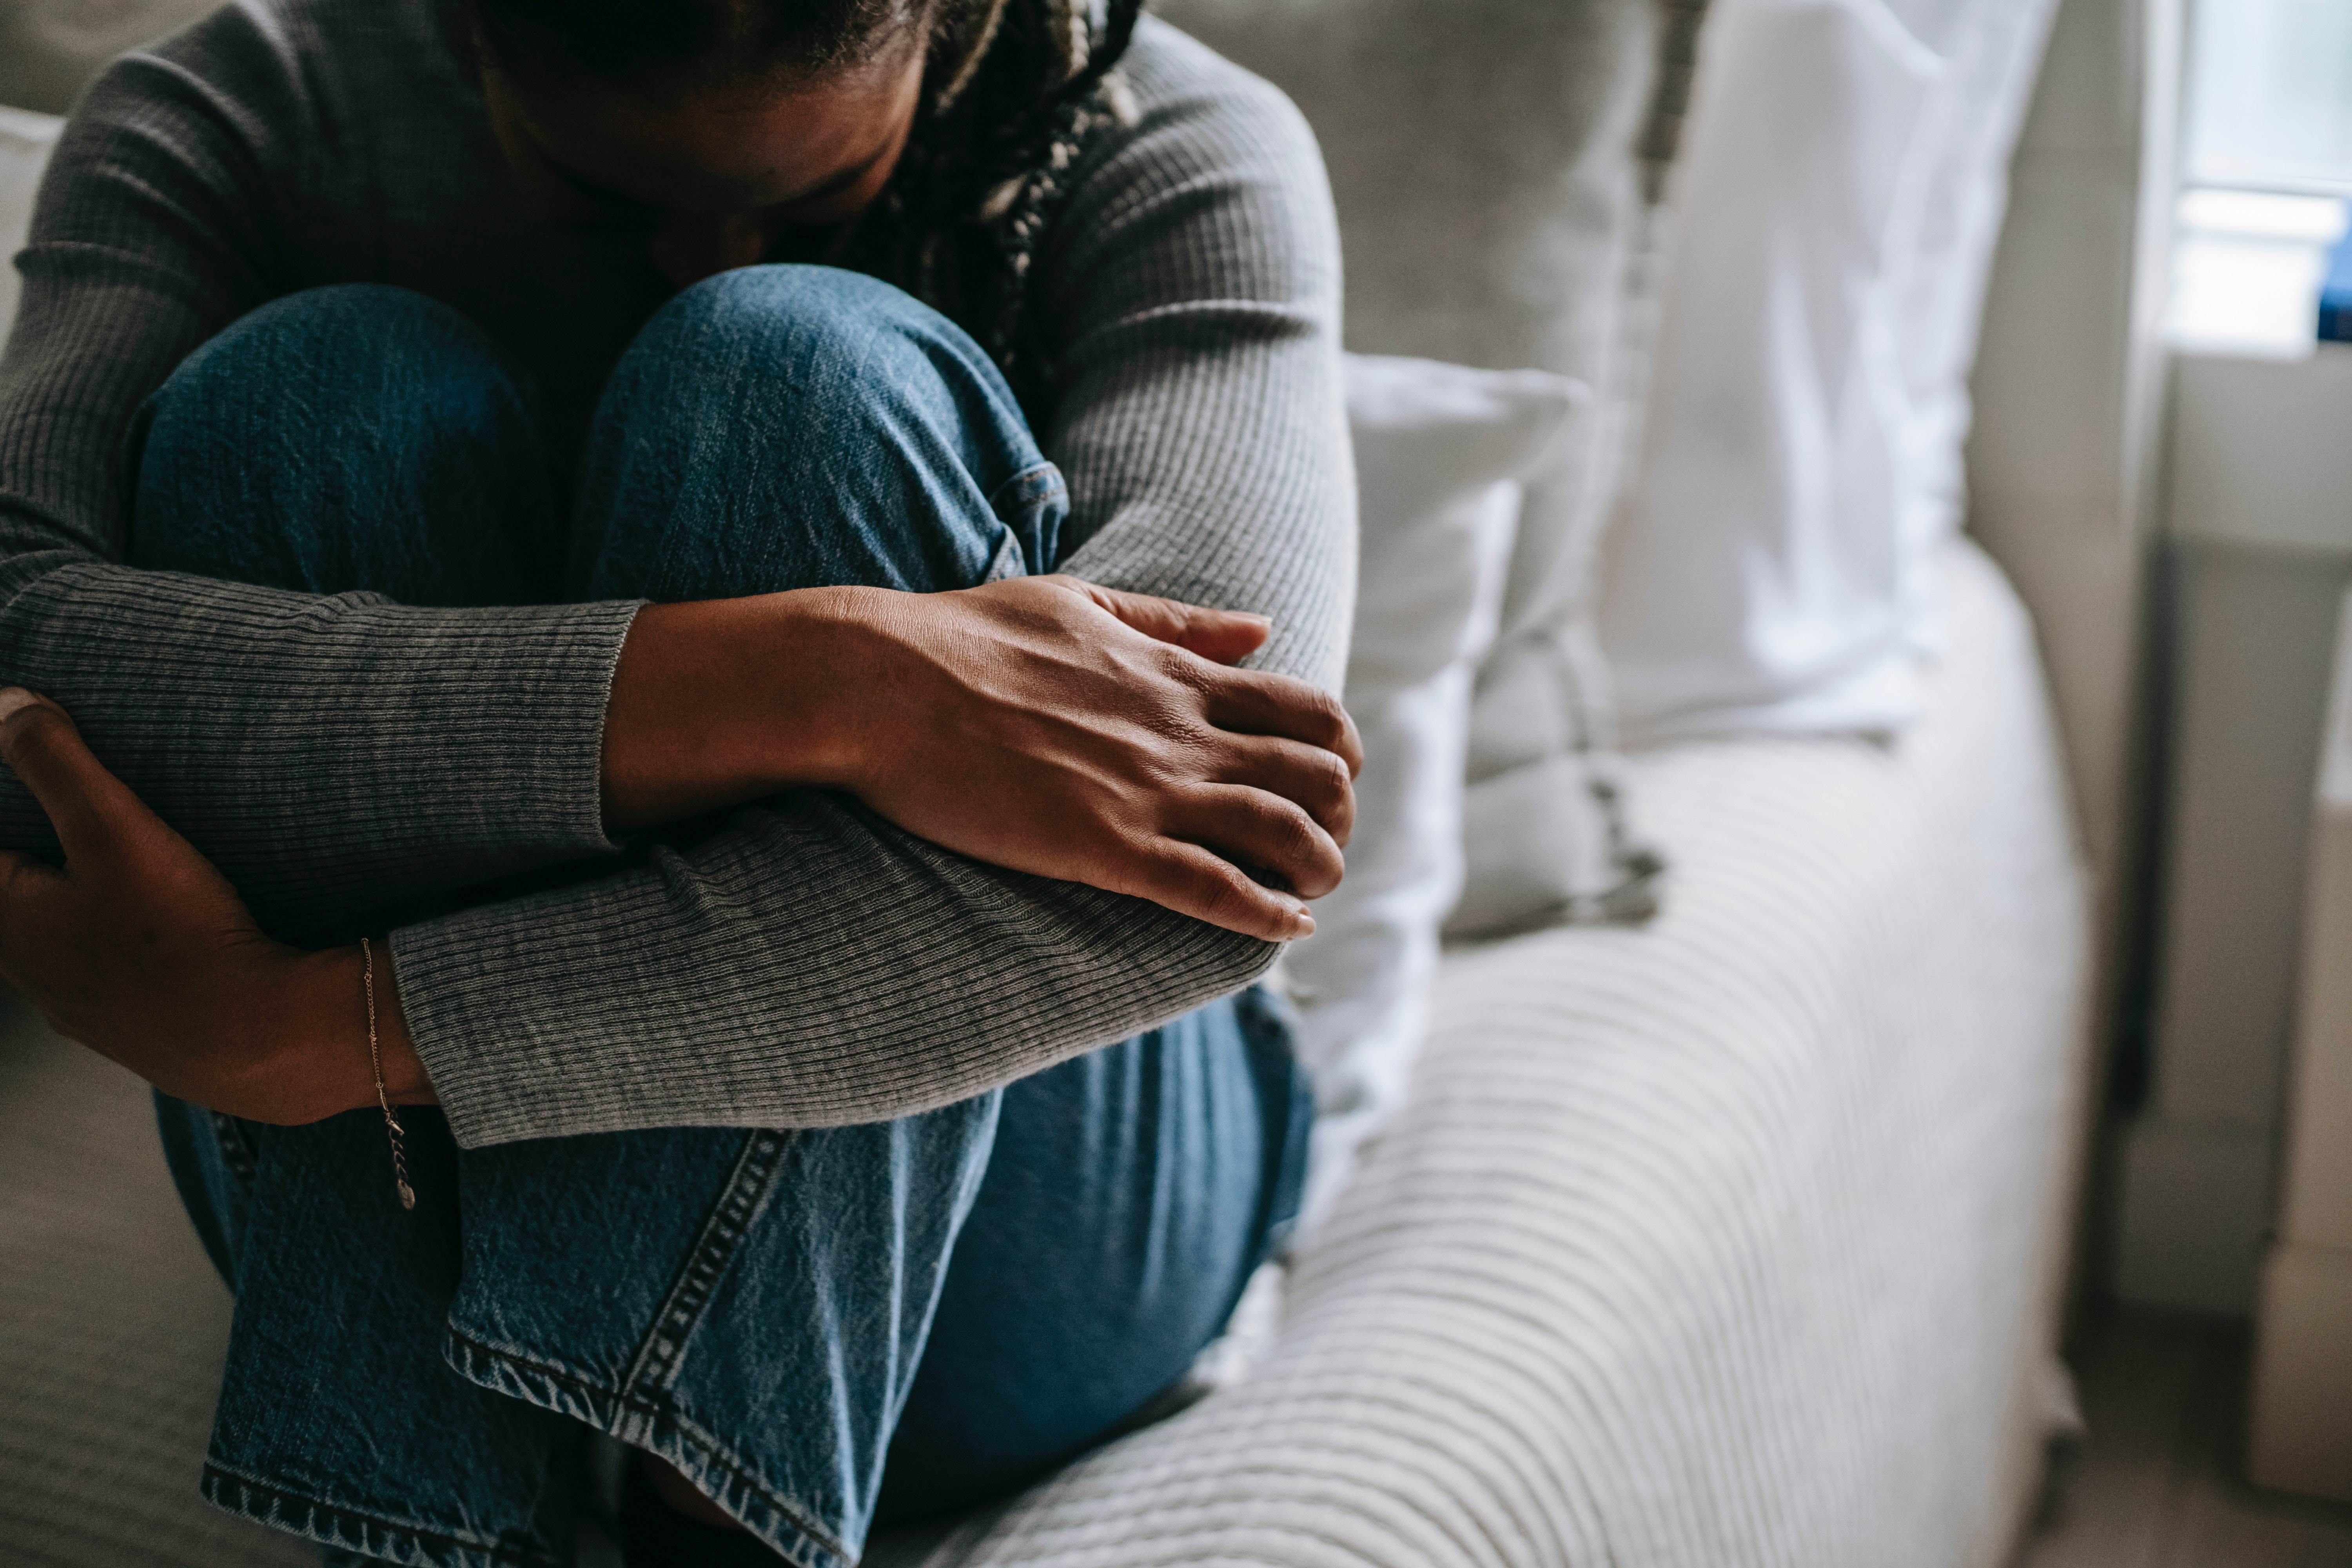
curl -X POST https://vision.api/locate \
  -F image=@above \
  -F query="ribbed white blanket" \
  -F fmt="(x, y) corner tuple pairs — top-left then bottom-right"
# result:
(869, 538), (2091, 1568)
(0, 542), (2087, 1567)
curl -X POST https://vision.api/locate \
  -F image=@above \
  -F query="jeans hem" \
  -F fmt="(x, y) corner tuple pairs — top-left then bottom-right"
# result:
(445, 1328), (853, 1568)
(201, 1462), (565, 1568)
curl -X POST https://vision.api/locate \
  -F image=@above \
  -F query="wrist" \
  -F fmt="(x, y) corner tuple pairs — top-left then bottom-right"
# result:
(601, 587), (886, 831)
(236, 944), (431, 1125)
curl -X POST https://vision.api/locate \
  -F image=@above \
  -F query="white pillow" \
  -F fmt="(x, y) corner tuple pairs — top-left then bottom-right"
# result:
(1157, 0), (1699, 936)
(1602, 0), (1941, 740)
(0, 107), (64, 361)
(1599, 0), (2056, 740)
(1881, 0), (2061, 655)
(1287, 355), (1575, 1232)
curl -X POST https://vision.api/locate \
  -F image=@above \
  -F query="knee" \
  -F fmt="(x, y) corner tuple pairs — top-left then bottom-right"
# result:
(579, 266), (1058, 601)
(659, 262), (913, 329)
(134, 287), (538, 497)
(611, 265), (1009, 441)
(129, 286), (551, 592)
(637, 265), (959, 377)
(143, 285), (524, 433)
(216, 282), (490, 359)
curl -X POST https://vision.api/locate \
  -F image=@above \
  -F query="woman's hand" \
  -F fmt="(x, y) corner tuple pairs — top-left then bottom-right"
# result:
(604, 576), (1362, 942)
(0, 689), (431, 1124)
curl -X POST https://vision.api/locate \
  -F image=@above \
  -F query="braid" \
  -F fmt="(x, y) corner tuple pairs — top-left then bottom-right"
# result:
(841, 0), (1145, 417)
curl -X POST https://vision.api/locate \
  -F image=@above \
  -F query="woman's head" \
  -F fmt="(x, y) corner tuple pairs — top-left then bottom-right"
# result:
(473, 0), (1139, 403)
(475, 0), (975, 283)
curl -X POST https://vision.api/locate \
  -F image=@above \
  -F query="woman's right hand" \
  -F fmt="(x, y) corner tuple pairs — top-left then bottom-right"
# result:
(602, 575), (1361, 942)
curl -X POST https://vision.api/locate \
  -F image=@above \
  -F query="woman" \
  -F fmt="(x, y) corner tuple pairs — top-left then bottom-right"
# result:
(0, 0), (1354, 1562)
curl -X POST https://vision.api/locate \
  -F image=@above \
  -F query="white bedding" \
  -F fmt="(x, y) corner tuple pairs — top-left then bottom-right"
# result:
(875, 537), (2091, 1567)
(0, 541), (2089, 1567)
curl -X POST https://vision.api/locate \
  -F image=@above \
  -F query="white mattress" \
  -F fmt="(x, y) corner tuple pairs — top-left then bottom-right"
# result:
(0, 541), (2090, 1568)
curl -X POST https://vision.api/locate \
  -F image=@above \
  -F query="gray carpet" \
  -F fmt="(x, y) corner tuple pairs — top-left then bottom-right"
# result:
(0, 990), (314, 1568)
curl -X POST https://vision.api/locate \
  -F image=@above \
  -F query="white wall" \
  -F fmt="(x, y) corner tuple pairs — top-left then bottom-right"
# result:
(2120, 348), (2352, 1313)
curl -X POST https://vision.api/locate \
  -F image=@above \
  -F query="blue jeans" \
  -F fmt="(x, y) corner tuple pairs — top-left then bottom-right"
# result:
(137, 272), (1310, 1568)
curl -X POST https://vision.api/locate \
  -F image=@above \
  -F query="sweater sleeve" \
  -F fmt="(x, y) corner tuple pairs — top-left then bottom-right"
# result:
(0, 29), (639, 935)
(1045, 31), (1356, 696)
(388, 31), (1354, 1146)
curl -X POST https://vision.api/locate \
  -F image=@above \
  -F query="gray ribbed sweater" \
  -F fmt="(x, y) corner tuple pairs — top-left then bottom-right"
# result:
(0, 0), (1352, 1148)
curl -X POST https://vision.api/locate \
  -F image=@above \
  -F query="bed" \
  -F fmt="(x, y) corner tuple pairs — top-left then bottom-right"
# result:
(0, 537), (2091, 1566)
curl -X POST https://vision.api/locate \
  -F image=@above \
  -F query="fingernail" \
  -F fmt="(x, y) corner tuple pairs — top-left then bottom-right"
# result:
(0, 689), (37, 726)
(1292, 905), (1316, 939)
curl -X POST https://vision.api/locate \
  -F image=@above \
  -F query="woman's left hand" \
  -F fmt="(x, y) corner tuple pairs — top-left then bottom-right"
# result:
(0, 688), (416, 1124)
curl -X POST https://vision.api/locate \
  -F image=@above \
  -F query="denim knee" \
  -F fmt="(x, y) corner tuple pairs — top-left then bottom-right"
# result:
(643, 264), (946, 350)
(632, 265), (1005, 416)
(129, 284), (556, 602)
(156, 281), (512, 383)
(573, 265), (1062, 604)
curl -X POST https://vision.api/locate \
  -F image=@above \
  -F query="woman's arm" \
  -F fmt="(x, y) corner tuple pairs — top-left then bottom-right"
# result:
(0, 19), (1354, 1146)
(1042, 21), (1357, 698)
(0, 689), (416, 1124)
(601, 575), (1353, 938)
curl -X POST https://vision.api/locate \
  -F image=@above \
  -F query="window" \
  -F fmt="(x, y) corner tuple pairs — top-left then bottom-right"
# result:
(2169, 0), (2352, 355)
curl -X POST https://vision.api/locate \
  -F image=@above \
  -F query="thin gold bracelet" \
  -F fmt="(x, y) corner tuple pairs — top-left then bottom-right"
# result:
(360, 937), (416, 1210)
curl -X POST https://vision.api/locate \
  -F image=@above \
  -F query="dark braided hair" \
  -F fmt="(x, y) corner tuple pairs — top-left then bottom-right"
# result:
(470, 0), (1145, 415)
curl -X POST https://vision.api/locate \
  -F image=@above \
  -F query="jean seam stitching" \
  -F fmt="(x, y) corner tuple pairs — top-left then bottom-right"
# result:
(983, 528), (1024, 583)
(202, 1461), (563, 1568)
(617, 1127), (794, 1399)
(443, 1322), (852, 1568)
(985, 459), (1063, 524)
